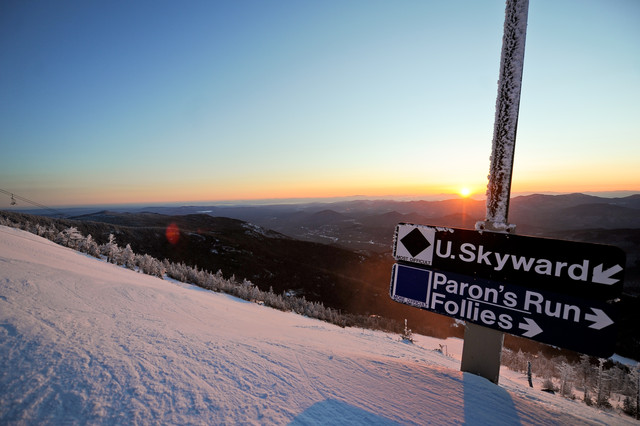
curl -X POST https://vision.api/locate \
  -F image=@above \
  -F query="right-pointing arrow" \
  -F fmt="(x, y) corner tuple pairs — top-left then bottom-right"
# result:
(592, 264), (623, 285)
(585, 308), (614, 330)
(519, 318), (543, 338)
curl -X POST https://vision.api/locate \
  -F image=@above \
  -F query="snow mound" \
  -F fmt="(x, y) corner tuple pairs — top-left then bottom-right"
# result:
(0, 226), (632, 424)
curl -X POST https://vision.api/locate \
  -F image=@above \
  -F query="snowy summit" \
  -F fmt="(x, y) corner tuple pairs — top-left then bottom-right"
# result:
(0, 225), (633, 424)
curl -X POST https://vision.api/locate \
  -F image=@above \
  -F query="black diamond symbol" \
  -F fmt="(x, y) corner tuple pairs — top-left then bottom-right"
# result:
(400, 228), (431, 257)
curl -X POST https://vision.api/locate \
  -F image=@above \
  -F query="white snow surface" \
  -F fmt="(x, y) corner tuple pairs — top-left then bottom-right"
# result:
(0, 226), (634, 425)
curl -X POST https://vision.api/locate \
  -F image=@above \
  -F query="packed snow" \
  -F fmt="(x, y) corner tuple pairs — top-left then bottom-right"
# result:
(0, 226), (634, 424)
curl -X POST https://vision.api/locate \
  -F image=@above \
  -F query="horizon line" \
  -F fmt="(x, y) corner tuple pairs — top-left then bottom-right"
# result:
(3, 190), (639, 212)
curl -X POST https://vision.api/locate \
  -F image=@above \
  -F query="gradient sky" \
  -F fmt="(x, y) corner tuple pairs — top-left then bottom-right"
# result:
(1, 0), (638, 207)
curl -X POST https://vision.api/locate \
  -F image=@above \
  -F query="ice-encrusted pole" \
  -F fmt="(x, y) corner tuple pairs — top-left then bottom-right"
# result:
(484, 0), (528, 229)
(461, 0), (529, 385)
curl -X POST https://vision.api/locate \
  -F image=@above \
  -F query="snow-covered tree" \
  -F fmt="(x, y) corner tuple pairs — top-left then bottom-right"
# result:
(79, 234), (101, 258)
(35, 223), (50, 238)
(624, 364), (640, 419)
(542, 377), (556, 393)
(558, 362), (575, 399)
(576, 355), (595, 406)
(136, 253), (164, 278)
(596, 359), (611, 408)
(57, 227), (83, 249)
(102, 234), (120, 264)
(120, 244), (136, 269)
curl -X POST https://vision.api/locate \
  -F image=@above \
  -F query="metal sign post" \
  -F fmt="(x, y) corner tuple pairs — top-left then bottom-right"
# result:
(483, 0), (529, 227)
(460, 0), (529, 384)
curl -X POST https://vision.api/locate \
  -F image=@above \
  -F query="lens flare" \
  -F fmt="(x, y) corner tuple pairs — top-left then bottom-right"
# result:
(166, 223), (180, 245)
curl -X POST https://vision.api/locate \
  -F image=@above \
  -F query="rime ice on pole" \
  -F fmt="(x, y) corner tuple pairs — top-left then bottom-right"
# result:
(485, 0), (529, 228)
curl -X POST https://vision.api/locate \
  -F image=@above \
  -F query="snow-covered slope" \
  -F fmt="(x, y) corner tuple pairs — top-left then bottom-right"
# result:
(0, 226), (633, 424)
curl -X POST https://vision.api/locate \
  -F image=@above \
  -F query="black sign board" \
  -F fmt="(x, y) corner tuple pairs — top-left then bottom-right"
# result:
(393, 223), (625, 301)
(390, 263), (618, 357)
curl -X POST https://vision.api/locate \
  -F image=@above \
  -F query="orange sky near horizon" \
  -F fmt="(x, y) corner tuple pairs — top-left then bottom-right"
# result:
(5, 148), (638, 208)
(3, 173), (638, 209)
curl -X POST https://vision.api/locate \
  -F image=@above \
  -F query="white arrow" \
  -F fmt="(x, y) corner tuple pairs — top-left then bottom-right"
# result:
(592, 264), (623, 285)
(585, 308), (614, 330)
(519, 318), (543, 338)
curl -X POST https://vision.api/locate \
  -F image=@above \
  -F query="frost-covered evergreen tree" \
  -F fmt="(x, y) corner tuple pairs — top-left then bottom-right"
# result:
(558, 362), (575, 399)
(515, 349), (527, 374)
(542, 377), (555, 393)
(102, 234), (120, 264)
(624, 364), (640, 419)
(596, 359), (612, 408)
(136, 253), (164, 278)
(576, 354), (594, 405)
(57, 227), (83, 249)
(623, 395), (636, 418)
(35, 223), (54, 239)
(80, 234), (101, 258)
(120, 244), (136, 270)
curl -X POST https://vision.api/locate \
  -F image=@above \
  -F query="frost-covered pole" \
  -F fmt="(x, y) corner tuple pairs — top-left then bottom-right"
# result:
(484, 0), (529, 228)
(461, 0), (529, 385)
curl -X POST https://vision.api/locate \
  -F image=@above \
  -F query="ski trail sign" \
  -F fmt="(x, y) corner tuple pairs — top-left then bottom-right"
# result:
(390, 263), (618, 357)
(390, 223), (626, 357)
(393, 223), (625, 300)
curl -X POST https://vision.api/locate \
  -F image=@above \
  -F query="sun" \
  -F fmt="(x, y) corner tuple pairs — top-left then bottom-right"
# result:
(458, 187), (472, 198)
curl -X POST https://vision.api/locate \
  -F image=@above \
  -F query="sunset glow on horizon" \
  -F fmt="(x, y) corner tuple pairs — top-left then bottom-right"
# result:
(1, 0), (638, 209)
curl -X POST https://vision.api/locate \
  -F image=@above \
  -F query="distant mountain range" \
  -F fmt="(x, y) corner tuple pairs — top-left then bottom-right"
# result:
(77, 193), (637, 249)
(113, 193), (640, 293)
(15, 193), (640, 293)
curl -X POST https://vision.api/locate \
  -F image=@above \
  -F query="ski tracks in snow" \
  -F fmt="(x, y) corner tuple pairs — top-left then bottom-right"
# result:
(1, 226), (635, 425)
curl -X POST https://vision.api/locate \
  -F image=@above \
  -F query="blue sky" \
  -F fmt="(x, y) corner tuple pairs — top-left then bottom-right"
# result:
(1, 0), (638, 206)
